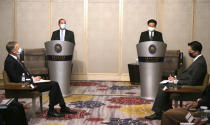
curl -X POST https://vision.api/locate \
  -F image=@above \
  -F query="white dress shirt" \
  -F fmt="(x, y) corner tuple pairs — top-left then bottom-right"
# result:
(60, 29), (66, 41)
(193, 54), (202, 62)
(149, 31), (154, 39)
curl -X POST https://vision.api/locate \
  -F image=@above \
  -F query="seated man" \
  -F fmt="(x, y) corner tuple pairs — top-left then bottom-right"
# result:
(4, 41), (77, 117)
(145, 41), (207, 120)
(161, 84), (210, 125)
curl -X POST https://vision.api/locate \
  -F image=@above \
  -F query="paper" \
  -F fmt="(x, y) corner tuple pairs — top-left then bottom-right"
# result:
(180, 123), (195, 125)
(0, 98), (14, 109)
(34, 79), (51, 83)
(160, 80), (169, 84)
(185, 112), (194, 123)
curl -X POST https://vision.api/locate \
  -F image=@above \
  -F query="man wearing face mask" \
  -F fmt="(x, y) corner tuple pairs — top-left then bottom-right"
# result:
(51, 18), (75, 44)
(145, 41), (207, 120)
(4, 41), (77, 117)
(139, 19), (164, 42)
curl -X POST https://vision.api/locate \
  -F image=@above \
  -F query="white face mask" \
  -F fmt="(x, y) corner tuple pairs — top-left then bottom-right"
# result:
(17, 48), (22, 55)
(148, 27), (155, 32)
(60, 24), (66, 30)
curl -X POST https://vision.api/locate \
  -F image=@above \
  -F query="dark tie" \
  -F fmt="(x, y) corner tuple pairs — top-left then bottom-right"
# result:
(16, 58), (30, 76)
(149, 33), (153, 41)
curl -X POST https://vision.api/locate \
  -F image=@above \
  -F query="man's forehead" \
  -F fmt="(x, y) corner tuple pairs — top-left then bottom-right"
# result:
(60, 20), (66, 23)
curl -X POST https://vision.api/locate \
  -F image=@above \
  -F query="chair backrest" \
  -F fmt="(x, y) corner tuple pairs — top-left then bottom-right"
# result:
(202, 73), (209, 87)
(182, 73), (209, 91)
(3, 70), (10, 85)
(162, 50), (181, 77)
(23, 48), (48, 75)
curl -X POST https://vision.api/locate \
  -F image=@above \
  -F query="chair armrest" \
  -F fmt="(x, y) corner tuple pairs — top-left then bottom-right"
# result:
(181, 85), (205, 92)
(0, 85), (5, 90)
(5, 82), (30, 85)
(4, 82), (33, 90)
(5, 83), (22, 86)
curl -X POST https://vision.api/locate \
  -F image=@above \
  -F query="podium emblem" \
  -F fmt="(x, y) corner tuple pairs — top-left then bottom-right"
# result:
(54, 44), (62, 53)
(148, 44), (156, 54)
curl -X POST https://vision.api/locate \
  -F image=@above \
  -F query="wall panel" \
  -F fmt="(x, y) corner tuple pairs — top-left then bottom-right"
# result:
(88, 0), (119, 73)
(194, 0), (210, 73)
(0, 0), (14, 72)
(161, 0), (193, 67)
(16, 0), (49, 48)
(122, 0), (157, 73)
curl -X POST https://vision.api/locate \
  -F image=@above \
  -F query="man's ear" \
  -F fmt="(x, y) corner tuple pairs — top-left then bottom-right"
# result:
(11, 49), (16, 54)
(195, 51), (200, 55)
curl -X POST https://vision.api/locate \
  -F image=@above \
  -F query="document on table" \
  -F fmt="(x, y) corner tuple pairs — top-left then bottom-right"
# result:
(34, 79), (51, 83)
(0, 98), (14, 109)
(160, 80), (169, 84)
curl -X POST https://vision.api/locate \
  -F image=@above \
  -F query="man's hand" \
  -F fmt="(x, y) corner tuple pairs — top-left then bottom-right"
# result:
(33, 76), (41, 82)
(185, 102), (198, 109)
(194, 117), (208, 125)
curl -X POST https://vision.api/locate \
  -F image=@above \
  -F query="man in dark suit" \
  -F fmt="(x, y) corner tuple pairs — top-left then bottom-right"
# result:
(161, 84), (210, 125)
(139, 19), (164, 42)
(4, 41), (77, 117)
(51, 18), (75, 44)
(145, 41), (207, 120)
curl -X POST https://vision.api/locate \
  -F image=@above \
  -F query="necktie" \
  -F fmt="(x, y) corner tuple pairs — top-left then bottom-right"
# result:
(16, 58), (30, 76)
(149, 32), (153, 41)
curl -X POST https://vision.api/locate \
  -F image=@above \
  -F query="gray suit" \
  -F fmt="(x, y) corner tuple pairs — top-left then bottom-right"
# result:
(152, 55), (207, 114)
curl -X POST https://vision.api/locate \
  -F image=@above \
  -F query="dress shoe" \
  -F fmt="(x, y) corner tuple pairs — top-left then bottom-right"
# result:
(145, 113), (161, 120)
(47, 110), (64, 117)
(60, 107), (77, 114)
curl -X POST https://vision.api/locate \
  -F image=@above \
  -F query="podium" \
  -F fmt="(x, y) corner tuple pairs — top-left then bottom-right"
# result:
(137, 41), (167, 100)
(45, 40), (74, 97)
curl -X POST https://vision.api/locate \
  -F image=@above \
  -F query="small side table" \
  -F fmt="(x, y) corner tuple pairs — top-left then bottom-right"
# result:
(128, 63), (140, 84)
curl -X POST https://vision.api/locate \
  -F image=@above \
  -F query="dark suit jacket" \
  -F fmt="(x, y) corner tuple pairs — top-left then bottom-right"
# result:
(178, 55), (207, 86)
(4, 54), (66, 107)
(152, 55), (207, 113)
(139, 30), (163, 42)
(4, 54), (31, 83)
(51, 29), (75, 44)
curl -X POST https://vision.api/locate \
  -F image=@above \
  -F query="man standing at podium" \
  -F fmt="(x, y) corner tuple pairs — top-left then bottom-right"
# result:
(139, 19), (164, 42)
(51, 18), (75, 44)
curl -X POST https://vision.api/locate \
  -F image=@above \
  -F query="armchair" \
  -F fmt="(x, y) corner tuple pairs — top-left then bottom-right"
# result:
(170, 73), (209, 107)
(3, 71), (43, 117)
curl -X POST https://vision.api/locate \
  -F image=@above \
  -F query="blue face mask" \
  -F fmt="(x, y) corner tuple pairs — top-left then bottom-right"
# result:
(17, 48), (22, 55)
(60, 24), (66, 30)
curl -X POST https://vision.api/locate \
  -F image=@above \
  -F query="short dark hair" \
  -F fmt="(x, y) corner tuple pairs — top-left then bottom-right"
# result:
(6, 41), (17, 53)
(147, 19), (157, 26)
(58, 18), (66, 24)
(188, 41), (202, 53)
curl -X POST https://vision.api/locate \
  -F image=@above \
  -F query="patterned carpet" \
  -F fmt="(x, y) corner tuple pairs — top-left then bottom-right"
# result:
(0, 81), (161, 125)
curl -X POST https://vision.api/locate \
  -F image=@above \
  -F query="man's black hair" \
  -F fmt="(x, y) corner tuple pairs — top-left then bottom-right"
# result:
(188, 41), (202, 53)
(147, 19), (157, 26)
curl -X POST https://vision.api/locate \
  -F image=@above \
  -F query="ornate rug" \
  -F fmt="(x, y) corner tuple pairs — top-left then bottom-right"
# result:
(0, 81), (161, 125)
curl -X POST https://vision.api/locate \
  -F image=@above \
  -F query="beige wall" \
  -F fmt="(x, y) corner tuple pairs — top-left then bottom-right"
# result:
(0, 0), (210, 80)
